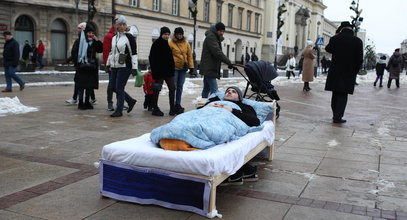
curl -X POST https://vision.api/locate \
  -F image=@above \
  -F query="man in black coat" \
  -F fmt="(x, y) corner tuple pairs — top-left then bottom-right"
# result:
(325, 22), (363, 123)
(2, 31), (25, 92)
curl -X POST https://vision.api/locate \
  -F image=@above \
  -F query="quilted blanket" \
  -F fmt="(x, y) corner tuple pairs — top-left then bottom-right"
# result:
(150, 101), (263, 149)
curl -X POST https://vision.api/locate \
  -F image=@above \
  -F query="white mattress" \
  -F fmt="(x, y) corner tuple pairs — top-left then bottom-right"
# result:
(101, 121), (274, 176)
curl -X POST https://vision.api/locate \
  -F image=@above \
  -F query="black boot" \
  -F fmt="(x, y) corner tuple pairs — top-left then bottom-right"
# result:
(78, 100), (86, 110)
(110, 111), (123, 117)
(84, 101), (93, 109)
(152, 107), (164, 116)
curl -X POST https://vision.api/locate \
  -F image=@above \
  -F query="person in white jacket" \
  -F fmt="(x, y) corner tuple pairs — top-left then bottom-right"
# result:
(285, 54), (296, 79)
(106, 15), (138, 117)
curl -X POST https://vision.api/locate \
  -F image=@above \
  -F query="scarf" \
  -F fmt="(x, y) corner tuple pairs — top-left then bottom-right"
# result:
(78, 31), (90, 63)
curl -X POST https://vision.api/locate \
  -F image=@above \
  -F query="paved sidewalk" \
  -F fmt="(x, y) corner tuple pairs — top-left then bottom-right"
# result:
(0, 78), (406, 220)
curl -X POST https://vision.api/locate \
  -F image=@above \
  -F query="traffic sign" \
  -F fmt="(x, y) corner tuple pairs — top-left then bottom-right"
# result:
(316, 37), (324, 46)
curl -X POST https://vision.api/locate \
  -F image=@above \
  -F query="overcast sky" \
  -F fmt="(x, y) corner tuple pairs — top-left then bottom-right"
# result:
(323, 0), (407, 55)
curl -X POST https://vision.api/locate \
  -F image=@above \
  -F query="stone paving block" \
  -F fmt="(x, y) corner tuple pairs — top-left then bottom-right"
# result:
(24, 181), (64, 195)
(296, 198), (313, 206)
(397, 211), (407, 217)
(316, 157), (378, 181)
(309, 200), (326, 208)
(284, 205), (371, 220)
(366, 207), (381, 217)
(323, 201), (340, 210)
(0, 210), (43, 220)
(351, 205), (367, 215)
(337, 203), (353, 213)
(381, 210), (396, 219)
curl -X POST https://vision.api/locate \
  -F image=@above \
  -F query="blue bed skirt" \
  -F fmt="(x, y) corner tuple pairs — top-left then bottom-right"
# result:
(99, 160), (212, 216)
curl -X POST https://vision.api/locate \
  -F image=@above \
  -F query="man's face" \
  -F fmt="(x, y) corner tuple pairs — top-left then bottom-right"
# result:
(216, 30), (225, 37)
(162, 33), (170, 41)
(224, 88), (239, 101)
(4, 34), (11, 41)
(117, 23), (127, 32)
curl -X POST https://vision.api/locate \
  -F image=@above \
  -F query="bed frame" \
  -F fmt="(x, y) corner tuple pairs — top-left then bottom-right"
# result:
(99, 101), (276, 218)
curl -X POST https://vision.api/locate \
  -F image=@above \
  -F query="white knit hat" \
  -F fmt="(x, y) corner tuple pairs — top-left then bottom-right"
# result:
(116, 15), (127, 24)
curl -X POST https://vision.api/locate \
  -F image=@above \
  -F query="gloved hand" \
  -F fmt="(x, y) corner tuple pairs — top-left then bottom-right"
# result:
(131, 69), (138, 76)
(228, 64), (234, 69)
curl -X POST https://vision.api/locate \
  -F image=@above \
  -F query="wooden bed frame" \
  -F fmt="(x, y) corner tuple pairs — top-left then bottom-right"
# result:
(100, 101), (276, 218)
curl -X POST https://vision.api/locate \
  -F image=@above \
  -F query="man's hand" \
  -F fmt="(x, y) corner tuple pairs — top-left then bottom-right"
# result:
(209, 103), (232, 112)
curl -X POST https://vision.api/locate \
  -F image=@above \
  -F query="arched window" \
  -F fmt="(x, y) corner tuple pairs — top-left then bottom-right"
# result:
(51, 19), (67, 60)
(15, 15), (34, 55)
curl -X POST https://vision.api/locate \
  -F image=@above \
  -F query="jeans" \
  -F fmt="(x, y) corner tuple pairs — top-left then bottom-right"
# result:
(4, 66), (24, 90)
(173, 69), (187, 105)
(201, 76), (218, 98)
(110, 67), (135, 112)
(37, 54), (44, 68)
(106, 70), (113, 104)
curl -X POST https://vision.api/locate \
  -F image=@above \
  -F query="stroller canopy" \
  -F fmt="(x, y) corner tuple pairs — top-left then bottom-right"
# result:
(245, 61), (278, 81)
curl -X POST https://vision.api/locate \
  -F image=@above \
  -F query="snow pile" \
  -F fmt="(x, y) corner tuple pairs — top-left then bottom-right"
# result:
(0, 97), (39, 117)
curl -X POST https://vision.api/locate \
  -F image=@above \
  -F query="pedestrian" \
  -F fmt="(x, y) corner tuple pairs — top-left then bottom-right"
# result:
(149, 26), (176, 116)
(386, 48), (404, 88)
(325, 21), (363, 123)
(302, 40), (315, 91)
(103, 19), (116, 111)
(71, 23), (103, 110)
(298, 54), (304, 76)
(2, 31), (25, 93)
(30, 43), (37, 64)
(245, 52), (250, 64)
(285, 53), (296, 79)
(169, 27), (194, 114)
(200, 22), (233, 98)
(143, 66), (154, 111)
(251, 52), (259, 61)
(22, 40), (31, 62)
(106, 15), (138, 117)
(374, 55), (386, 87)
(36, 40), (45, 69)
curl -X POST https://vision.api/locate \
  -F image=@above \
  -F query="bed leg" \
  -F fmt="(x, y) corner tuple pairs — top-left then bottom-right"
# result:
(267, 143), (274, 161)
(209, 183), (217, 213)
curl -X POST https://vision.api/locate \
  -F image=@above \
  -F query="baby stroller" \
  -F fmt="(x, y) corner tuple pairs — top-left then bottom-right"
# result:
(234, 61), (281, 119)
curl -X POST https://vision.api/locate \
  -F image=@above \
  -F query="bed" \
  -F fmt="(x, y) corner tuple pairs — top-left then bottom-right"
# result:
(99, 100), (276, 218)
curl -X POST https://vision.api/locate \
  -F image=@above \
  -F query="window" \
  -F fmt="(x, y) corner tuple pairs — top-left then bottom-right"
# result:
(153, 0), (160, 12)
(228, 4), (234, 27)
(172, 0), (179, 15)
(204, 0), (210, 22)
(130, 0), (138, 7)
(247, 11), (252, 31)
(238, 8), (243, 29)
(14, 15), (34, 55)
(255, 13), (260, 33)
(216, 1), (222, 22)
(256, 0), (259, 7)
(51, 19), (67, 60)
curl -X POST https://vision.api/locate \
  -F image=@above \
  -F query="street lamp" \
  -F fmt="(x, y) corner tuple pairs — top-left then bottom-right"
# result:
(74, 0), (80, 24)
(87, 0), (97, 22)
(274, 3), (287, 68)
(350, 0), (363, 35)
(316, 21), (321, 77)
(188, 0), (198, 77)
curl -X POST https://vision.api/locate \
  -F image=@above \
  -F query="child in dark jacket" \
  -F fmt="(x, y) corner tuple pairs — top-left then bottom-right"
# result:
(143, 67), (155, 111)
(374, 56), (387, 87)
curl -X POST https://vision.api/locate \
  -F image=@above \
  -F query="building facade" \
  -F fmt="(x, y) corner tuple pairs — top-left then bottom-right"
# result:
(0, 0), (113, 65)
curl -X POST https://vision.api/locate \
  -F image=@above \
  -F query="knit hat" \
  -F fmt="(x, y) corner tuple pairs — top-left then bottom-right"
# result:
(226, 86), (243, 101)
(77, 22), (87, 31)
(160, 26), (171, 36)
(380, 55), (386, 60)
(306, 40), (314, 46)
(116, 15), (127, 24)
(3, 31), (11, 36)
(215, 22), (226, 31)
(84, 23), (95, 33)
(174, 27), (184, 35)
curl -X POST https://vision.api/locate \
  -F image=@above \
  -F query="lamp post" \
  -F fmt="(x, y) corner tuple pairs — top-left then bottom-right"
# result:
(188, 0), (198, 77)
(316, 21), (321, 77)
(74, 0), (80, 24)
(274, 3), (287, 69)
(87, 0), (97, 22)
(350, 0), (363, 36)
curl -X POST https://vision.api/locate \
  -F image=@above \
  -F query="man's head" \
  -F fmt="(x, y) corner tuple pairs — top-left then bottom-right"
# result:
(3, 31), (12, 40)
(224, 86), (243, 102)
(215, 22), (226, 37)
(160, 26), (171, 40)
(335, 21), (353, 34)
(84, 24), (95, 39)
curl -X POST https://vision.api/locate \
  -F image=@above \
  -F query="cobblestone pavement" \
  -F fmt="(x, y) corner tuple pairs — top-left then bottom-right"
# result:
(0, 74), (406, 220)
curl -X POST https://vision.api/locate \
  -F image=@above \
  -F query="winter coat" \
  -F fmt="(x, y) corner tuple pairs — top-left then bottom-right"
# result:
(387, 52), (404, 79)
(324, 29), (363, 94)
(31, 46), (37, 62)
(37, 43), (45, 55)
(143, 72), (155, 95)
(199, 25), (232, 79)
(149, 36), (175, 80)
(107, 32), (138, 69)
(375, 59), (386, 76)
(22, 43), (31, 60)
(285, 57), (296, 71)
(169, 37), (194, 70)
(2, 37), (20, 67)
(71, 38), (103, 89)
(302, 46), (315, 82)
(103, 26), (115, 65)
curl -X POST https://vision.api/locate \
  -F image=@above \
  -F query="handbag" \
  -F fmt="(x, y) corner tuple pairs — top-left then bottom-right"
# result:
(134, 70), (144, 87)
(79, 59), (97, 71)
(289, 65), (295, 69)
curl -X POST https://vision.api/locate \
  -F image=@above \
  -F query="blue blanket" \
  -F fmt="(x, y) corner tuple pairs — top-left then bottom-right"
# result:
(150, 101), (264, 149)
